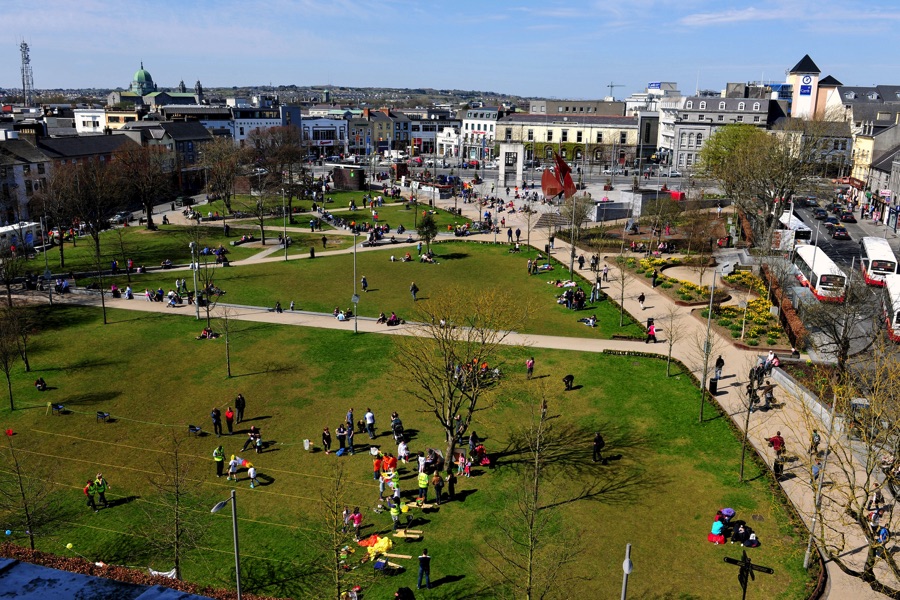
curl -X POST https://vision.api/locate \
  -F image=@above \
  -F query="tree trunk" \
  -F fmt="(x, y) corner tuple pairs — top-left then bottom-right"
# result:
(57, 238), (65, 268)
(144, 201), (155, 229)
(6, 372), (14, 411)
(4, 283), (11, 308)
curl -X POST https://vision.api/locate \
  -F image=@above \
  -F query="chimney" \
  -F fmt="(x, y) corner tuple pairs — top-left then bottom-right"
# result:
(363, 108), (370, 119)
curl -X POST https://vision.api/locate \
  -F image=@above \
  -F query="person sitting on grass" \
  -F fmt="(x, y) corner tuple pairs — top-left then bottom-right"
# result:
(420, 254), (435, 264)
(578, 314), (597, 327)
(34, 377), (47, 391)
(197, 327), (218, 340)
(403, 252), (412, 262)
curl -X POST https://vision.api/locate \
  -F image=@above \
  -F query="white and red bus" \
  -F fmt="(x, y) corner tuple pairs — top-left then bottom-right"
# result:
(858, 237), (898, 286)
(792, 245), (846, 302)
(882, 274), (900, 342)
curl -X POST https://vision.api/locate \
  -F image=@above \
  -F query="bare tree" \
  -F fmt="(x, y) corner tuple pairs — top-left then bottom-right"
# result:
(0, 435), (62, 550)
(394, 286), (528, 463)
(0, 306), (21, 410)
(201, 137), (242, 213)
(33, 163), (77, 269)
(479, 389), (584, 600)
(0, 243), (26, 308)
(114, 143), (171, 230)
(139, 433), (205, 580)
(660, 303), (686, 376)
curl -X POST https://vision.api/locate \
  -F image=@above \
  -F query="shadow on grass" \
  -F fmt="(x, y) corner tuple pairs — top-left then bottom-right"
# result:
(231, 363), (296, 378)
(495, 421), (658, 507)
(61, 391), (122, 406)
(240, 552), (320, 598)
(438, 253), (470, 260)
(39, 357), (125, 374)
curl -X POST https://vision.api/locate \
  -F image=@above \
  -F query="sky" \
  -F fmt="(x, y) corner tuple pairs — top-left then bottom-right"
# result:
(2, 0), (899, 99)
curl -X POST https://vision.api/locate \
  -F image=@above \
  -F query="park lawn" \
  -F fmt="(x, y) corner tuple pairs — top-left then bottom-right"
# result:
(121, 241), (645, 340)
(38, 225), (264, 276)
(204, 190), (380, 218)
(320, 204), (471, 234)
(0, 305), (813, 599)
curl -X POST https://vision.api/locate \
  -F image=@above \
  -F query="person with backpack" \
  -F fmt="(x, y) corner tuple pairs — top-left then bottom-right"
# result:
(714, 355), (725, 380)
(410, 282), (419, 302)
(593, 432), (606, 464)
(84, 479), (98, 513)
(213, 445), (225, 477)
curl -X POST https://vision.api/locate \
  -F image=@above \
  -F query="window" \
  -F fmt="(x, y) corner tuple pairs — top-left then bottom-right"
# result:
(23, 164), (31, 174)
(719, 101), (726, 110)
(718, 115), (724, 121)
(738, 102), (745, 110)
(699, 101), (707, 109)
(25, 180), (32, 196)
(561, 129), (568, 142)
(594, 150), (603, 161)
(561, 149), (567, 158)
(596, 131), (603, 143)
(527, 129), (534, 141)
(239, 127), (245, 136)
(753, 102), (760, 111)
(680, 132), (687, 146)
(505, 127), (512, 141)
(696, 133), (703, 147)
(489, 124), (494, 132)
(698, 114), (705, 121)
(686, 154), (694, 166)
(736, 116), (744, 122)
(545, 147), (553, 158)
(753, 116), (761, 123)
(576, 130), (583, 143)
(686, 101), (693, 109)
(688, 133), (695, 148)
(558, 107), (564, 113)
(547, 130), (553, 142)
(619, 132), (627, 144)
(575, 149), (582, 159)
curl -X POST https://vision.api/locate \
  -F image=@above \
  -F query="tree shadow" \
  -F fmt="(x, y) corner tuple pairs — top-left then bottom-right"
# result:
(231, 363), (296, 378)
(39, 357), (124, 373)
(61, 391), (122, 406)
(494, 421), (658, 507)
(240, 552), (317, 598)
(438, 253), (470, 260)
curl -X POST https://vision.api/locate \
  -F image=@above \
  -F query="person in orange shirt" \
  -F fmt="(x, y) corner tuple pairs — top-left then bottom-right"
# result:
(224, 407), (235, 435)
(373, 454), (383, 481)
(383, 453), (398, 472)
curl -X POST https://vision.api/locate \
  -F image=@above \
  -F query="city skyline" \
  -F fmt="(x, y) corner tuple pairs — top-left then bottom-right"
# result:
(2, 0), (899, 99)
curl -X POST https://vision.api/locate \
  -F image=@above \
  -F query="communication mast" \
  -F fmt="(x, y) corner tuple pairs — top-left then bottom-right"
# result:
(20, 41), (34, 107)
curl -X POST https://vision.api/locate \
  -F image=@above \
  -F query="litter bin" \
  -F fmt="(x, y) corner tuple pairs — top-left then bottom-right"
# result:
(708, 378), (718, 395)
(544, 244), (550, 254)
(309, 247), (315, 259)
(457, 207), (462, 216)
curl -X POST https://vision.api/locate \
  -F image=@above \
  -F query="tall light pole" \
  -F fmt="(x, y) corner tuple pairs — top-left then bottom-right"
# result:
(352, 232), (359, 334)
(281, 188), (287, 261)
(210, 490), (242, 600)
(189, 242), (200, 320)
(700, 268), (719, 422)
(621, 543), (633, 600)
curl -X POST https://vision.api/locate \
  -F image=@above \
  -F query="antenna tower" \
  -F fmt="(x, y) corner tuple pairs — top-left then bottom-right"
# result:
(20, 41), (34, 107)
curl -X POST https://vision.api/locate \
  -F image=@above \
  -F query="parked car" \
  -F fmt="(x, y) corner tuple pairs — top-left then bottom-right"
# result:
(408, 157), (423, 166)
(468, 159), (480, 168)
(109, 211), (132, 225)
(823, 216), (840, 231)
(798, 196), (820, 208)
(812, 208), (828, 220)
(826, 202), (844, 214)
(831, 225), (851, 240)
(840, 211), (857, 223)
(377, 160), (393, 167)
(251, 167), (268, 176)
(602, 168), (622, 175)
(666, 170), (683, 178)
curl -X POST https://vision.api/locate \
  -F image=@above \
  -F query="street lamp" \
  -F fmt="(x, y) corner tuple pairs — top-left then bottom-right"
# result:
(189, 242), (200, 320)
(281, 188), (287, 262)
(210, 490), (242, 600)
(352, 232), (359, 334)
(621, 543), (633, 600)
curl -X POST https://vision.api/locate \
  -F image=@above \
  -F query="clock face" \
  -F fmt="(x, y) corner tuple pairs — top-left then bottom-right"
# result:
(802, 75), (812, 84)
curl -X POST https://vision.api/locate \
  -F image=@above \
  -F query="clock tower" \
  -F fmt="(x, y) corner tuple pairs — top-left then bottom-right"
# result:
(787, 55), (821, 119)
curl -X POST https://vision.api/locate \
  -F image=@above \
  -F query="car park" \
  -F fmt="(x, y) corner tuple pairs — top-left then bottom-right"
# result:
(840, 211), (857, 223)
(832, 225), (851, 240)
(812, 208), (828, 220)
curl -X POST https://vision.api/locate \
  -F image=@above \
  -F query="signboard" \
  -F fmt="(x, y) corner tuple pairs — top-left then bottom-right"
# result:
(880, 189), (892, 198)
(648, 82), (661, 89)
(800, 85), (812, 96)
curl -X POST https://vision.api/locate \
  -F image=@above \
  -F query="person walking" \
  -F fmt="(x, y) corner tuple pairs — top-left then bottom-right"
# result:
(248, 464), (259, 489)
(346, 408), (354, 432)
(590, 280), (600, 303)
(515, 228), (521, 243)
(364, 408), (376, 438)
(410, 282), (419, 302)
(651, 269), (658, 288)
(94, 473), (110, 508)
(431, 472), (445, 506)
(417, 470), (429, 502)
(336, 423), (347, 451)
(346, 421), (355, 454)
(525, 357), (535, 380)
(767, 431), (786, 458)
(637, 292), (646, 310)
(417, 549), (432, 590)
(235, 393), (246, 424)
(602, 264), (609, 282)
(593, 432), (606, 464)
(350, 507), (363, 541)
(322, 427), (332, 455)
(507, 227), (513, 242)
(811, 459), (822, 487)
(84, 479), (98, 513)
(809, 430), (821, 455)
(714, 356), (725, 380)
(361, 276), (368, 293)
(213, 445), (225, 477)
(211, 407), (222, 437)
(224, 407), (235, 435)
(645, 321), (657, 343)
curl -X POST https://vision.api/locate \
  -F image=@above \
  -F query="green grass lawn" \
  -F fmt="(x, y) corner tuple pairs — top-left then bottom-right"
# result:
(40, 225), (263, 275)
(0, 305), (814, 599)
(121, 241), (644, 340)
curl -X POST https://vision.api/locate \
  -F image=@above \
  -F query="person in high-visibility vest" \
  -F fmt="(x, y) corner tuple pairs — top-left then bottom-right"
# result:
(213, 445), (225, 477)
(388, 497), (401, 531)
(417, 471), (429, 502)
(94, 473), (110, 508)
(83, 479), (98, 513)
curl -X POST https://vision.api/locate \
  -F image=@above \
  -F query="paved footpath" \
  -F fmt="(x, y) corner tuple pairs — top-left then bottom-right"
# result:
(42, 191), (893, 599)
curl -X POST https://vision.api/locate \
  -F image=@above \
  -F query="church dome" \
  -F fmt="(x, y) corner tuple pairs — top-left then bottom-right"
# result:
(133, 62), (153, 84)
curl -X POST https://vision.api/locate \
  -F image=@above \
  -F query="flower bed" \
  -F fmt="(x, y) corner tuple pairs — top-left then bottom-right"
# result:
(707, 271), (790, 347)
(617, 256), (722, 304)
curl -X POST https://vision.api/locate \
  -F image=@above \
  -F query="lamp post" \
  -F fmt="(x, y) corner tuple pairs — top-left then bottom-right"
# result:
(352, 231), (359, 334)
(699, 267), (719, 422)
(189, 242), (200, 320)
(210, 490), (242, 600)
(621, 543), (633, 600)
(281, 188), (287, 261)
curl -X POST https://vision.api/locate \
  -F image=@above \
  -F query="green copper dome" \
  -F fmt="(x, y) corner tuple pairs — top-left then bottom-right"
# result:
(133, 62), (153, 84)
